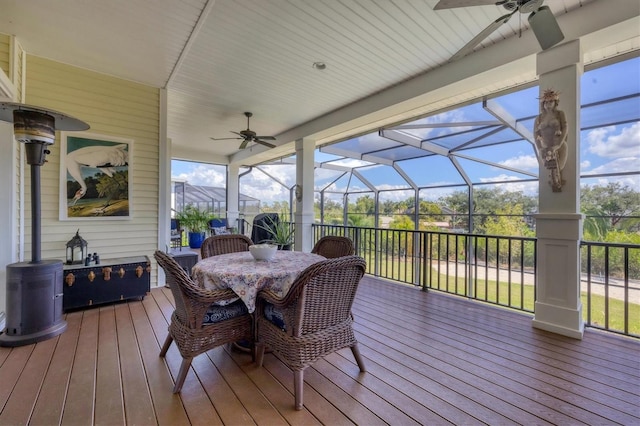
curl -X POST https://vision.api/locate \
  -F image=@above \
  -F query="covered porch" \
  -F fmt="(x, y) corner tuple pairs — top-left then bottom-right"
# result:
(1, 275), (637, 425)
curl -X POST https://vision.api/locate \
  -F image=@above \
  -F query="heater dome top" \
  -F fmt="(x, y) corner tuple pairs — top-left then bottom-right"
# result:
(0, 102), (90, 131)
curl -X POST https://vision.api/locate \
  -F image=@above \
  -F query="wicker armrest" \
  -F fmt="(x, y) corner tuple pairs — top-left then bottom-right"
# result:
(184, 286), (240, 328)
(256, 289), (297, 337)
(184, 284), (237, 305)
(256, 289), (286, 307)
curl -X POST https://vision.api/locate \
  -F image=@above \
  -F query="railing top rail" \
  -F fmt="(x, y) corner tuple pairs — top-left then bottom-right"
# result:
(581, 240), (640, 249)
(312, 223), (537, 242)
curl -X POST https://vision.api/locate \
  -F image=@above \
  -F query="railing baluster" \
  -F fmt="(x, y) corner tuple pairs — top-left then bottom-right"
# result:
(310, 224), (637, 338)
(605, 245), (610, 330)
(624, 246), (629, 335)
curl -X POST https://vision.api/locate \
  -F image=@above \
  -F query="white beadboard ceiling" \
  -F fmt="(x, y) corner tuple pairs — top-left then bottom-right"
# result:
(0, 0), (638, 166)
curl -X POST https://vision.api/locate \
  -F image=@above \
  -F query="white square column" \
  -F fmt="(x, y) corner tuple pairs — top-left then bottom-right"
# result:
(226, 164), (240, 231)
(532, 40), (584, 339)
(294, 138), (315, 253)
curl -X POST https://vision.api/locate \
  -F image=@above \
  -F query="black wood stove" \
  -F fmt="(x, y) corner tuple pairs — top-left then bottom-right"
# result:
(0, 103), (89, 347)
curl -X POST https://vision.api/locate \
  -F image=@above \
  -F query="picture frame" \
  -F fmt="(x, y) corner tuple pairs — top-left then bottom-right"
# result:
(59, 132), (133, 220)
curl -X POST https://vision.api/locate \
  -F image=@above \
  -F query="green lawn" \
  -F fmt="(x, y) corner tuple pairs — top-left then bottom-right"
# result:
(365, 255), (639, 336)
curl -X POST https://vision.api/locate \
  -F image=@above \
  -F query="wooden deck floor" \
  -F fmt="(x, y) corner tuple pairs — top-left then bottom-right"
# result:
(1, 275), (638, 425)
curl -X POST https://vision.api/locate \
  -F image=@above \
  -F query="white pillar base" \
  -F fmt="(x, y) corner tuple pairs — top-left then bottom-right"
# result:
(532, 301), (584, 339)
(532, 213), (584, 339)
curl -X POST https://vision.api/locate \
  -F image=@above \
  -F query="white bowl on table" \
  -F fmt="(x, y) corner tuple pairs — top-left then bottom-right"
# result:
(249, 244), (277, 261)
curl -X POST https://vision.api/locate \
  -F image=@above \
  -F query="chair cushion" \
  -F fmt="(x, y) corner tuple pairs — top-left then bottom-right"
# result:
(203, 299), (248, 324)
(212, 226), (230, 235)
(264, 303), (286, 330)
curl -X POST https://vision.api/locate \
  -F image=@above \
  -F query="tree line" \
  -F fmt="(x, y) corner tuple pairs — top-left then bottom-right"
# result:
(300, 182), (638, 243)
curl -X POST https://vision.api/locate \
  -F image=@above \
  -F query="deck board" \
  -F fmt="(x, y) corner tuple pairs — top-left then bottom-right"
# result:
(141, 293), (208, 424)
(95, 306), (125, 425)
(114, 303), (157, 425)
(61, 309), (99, 425)
(0, 275), (638, 425)
(30, 312), (81, 425)
(0, 337), (56, 425)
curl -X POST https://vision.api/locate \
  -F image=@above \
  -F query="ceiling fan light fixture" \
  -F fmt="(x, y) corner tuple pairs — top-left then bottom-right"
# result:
(312, 61), (327, 70)
(517, 0), (543, 14)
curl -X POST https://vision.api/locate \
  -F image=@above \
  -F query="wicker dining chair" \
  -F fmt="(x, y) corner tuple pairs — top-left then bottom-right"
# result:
(255, 255), (367, 410)
(200, 234), (253, 258)
(154, 250), (253, 393)
(311, 235), (355, 258)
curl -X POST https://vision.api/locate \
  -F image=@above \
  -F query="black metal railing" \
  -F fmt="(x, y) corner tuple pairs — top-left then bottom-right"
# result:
(313, 224), (537, 312)
(313, 224), (640, 338)
(581, 240), (640, 337)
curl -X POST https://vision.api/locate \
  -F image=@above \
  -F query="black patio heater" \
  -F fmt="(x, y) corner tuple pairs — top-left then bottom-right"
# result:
(0, 102), (89, 347)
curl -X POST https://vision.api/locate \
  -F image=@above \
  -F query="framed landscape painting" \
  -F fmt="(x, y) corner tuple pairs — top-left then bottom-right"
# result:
(59, 132), (133, 220)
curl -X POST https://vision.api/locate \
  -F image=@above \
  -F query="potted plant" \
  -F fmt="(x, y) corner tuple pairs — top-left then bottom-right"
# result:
(255, 214), (294, 250)
(176, 205), (215, 248)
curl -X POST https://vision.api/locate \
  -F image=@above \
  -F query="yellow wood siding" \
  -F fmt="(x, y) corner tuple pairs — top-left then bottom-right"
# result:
(24, 56), (160, 286)
(0, 33), (9, 77)
(14, 39), (25, 102)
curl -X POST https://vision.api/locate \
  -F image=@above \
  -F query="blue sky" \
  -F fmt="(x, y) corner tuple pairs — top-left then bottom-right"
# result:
(172, 56), (639, 205)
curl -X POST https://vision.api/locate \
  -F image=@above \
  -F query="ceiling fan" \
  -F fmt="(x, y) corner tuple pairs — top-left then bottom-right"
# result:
(210, 111), (277, 149)
(434, 0), (564, 61)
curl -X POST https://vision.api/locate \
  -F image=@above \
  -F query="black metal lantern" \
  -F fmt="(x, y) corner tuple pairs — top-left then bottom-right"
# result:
(66, 230), (88, 265)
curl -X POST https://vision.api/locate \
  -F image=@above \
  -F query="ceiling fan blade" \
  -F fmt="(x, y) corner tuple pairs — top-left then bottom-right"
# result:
(210, 137), (241, 141)
(255, 139), (276, 148)
(231, 131), (244, 137)
(450, 11), (515, 61)
(254, 136), (276, 141)
(239, 138), (250, 149)
(434, 0), (500, 10)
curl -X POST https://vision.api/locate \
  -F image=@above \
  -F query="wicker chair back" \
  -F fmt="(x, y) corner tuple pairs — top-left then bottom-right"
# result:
(311, 235), (355, 258)
(201, 234), (253, 258)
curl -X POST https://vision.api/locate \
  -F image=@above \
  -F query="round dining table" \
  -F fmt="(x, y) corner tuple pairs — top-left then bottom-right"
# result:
(191, 250), (325, 313)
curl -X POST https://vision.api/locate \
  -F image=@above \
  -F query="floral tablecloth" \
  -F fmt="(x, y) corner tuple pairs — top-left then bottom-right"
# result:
(192, 251), (325, 313)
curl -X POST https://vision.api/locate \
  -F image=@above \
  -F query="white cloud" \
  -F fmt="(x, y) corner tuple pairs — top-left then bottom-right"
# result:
(329, 158), (375, 168)
(479, 174), (538, 195)
(255, 164), (296, 186)
(480, 174), (527, 183)
(580, 160), (591, 171)
(582, 175), (640, 190)
(499, 154), (539, 171)
(377, 184), (412, 192)
(240, 170), (289, 204)
(394, 109), (470, 140)
(315, 168), (345, 184)
(378, 187), (414, 202)
(421, 186), (468, 201)
(586, 122), (640, 158)
(586, 157), (640, 175)
(173, 163), (225, 186)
